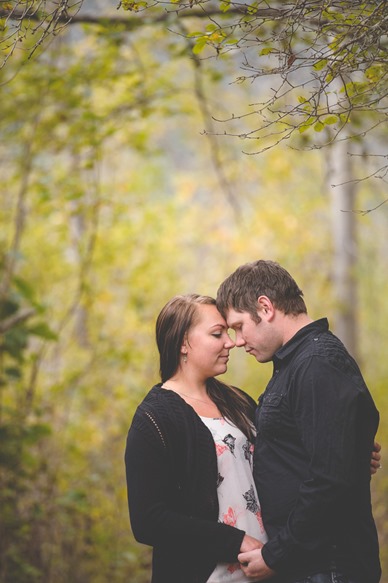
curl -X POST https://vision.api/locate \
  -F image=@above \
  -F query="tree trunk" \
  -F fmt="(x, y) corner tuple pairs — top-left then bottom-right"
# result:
(326, 137), (358, 359)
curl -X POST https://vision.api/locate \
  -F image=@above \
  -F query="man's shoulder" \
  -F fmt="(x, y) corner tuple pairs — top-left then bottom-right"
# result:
(291, 321), (350, 362)
(290, 328), (369, 392)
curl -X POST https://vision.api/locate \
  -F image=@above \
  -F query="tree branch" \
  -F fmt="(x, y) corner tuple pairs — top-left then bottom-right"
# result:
(0, 308), (35, 333)
(0, 4), (285, 28)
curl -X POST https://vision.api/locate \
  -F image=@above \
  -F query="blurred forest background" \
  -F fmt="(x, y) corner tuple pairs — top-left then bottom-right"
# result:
(0, 1), (387, 582)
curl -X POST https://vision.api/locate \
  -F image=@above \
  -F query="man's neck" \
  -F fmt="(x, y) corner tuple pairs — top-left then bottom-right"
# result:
(282, 313), (313, 346)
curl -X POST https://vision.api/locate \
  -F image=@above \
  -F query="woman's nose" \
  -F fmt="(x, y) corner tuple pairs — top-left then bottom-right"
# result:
(225, 336), (235, 349)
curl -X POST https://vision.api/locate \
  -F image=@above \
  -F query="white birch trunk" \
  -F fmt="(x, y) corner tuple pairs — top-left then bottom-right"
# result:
(326, 138), (358, 359)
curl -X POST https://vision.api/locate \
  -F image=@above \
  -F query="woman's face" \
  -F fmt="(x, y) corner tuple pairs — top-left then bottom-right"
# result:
(184, 304), (235, 379)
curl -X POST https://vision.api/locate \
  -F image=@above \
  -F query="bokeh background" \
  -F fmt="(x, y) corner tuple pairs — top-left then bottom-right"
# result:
(1, 1), (387, 582)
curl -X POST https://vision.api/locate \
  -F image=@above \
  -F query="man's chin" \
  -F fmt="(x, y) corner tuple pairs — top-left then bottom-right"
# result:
(254, 354), (271, 364)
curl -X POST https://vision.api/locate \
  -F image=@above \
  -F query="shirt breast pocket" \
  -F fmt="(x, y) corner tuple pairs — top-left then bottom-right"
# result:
(257, 393), (284, 438)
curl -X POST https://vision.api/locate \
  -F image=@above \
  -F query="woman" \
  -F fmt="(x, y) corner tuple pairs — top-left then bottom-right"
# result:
(125, 294), (267, 583)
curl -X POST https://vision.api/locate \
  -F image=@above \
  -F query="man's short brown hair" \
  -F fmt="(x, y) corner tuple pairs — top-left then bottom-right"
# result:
(216, 260), (307, 322)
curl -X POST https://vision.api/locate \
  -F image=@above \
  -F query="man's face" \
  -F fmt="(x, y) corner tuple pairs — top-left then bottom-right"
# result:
(226, 307), (282, 363)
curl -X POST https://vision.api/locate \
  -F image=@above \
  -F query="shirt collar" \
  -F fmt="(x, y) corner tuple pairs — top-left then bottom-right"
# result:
(273, 318), (329, 364)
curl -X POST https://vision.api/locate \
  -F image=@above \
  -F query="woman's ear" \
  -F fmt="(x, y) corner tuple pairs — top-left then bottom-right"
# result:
(180, 335), (188, 355)
(180, 341), (188, 363)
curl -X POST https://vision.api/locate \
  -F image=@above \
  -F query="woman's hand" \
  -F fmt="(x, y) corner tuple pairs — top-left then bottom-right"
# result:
(370, 441), (382, 475)
(238, 548), (276, 581)
(240, 534), (263, 553)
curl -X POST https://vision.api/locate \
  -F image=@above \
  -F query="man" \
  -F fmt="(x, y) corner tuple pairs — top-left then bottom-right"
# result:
(216, 260), (381, 583)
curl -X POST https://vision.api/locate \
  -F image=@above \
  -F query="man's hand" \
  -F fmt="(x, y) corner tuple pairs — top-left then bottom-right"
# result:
(370, 441), (382, 475)
(240, 534), (263, 553)
(238, 548), (276, 580)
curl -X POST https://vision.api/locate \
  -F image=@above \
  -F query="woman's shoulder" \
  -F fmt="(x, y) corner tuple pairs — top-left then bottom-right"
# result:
(139, 383), (185, 410)
(132, 383), (191, 429)
(129, 383), (200, 449)
(128, 385), (172, 445)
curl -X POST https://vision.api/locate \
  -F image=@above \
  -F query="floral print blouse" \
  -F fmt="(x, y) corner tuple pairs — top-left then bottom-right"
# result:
(200, 416), (268, 583)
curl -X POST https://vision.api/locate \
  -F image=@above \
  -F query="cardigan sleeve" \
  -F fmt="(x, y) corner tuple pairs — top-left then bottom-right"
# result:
(125, 420), (245, 563)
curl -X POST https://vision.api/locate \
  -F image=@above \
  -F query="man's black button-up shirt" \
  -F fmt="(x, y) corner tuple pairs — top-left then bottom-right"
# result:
(254, 318), (381, 583)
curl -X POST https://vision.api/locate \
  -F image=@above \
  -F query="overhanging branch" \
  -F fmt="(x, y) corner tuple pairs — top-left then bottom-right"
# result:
(0, 4), (285, 30)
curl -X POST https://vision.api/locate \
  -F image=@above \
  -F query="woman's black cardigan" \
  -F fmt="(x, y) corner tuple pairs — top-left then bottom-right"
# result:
(125, 383), (256, 583)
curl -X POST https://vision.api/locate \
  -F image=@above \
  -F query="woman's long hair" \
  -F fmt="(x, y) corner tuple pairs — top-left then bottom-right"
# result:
(156, 294), (255, 441)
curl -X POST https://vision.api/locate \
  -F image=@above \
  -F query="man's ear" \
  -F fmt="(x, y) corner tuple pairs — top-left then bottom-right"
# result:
(257, 295), (275, 319)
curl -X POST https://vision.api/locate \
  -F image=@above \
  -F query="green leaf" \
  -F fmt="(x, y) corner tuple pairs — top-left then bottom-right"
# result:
(192, 38), (207, 55)
(120, 0), (148, 9)
(298, 120), (314, 134)
(341, 82), (357, 96)
(365, 65), (384, 83)
(247, 2), (258, 14)
(13, 276), (37, 303)
(314, 121), (325, 132)
(299, 125), (310, 134)
(4, 366), (22, 379)
(3, 327), (28, 360)
(323, 115), (338, 125)
(260, 47), (274, 56)
(24, 423), (52, 444)
(313, 59), (328, 71)
(0, 298), (19, 320)
(28, 322), (58, 341)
